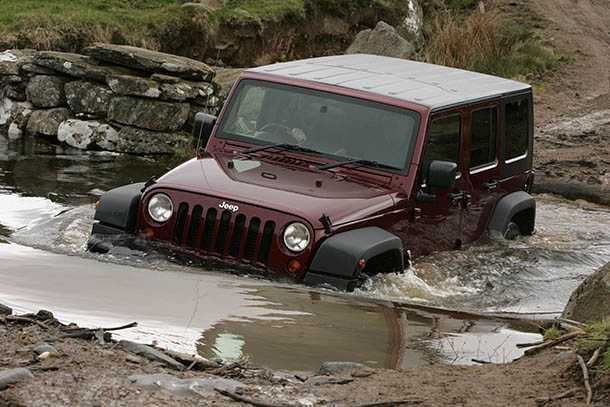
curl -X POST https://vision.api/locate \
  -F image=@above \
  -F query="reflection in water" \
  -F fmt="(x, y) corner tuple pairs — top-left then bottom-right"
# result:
(196, 285), (541, 370)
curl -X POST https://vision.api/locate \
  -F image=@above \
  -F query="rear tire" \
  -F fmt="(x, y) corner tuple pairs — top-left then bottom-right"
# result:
(503, 221), (521, 240)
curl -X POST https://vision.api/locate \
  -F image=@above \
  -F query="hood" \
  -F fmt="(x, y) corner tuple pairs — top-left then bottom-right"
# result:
(154, 153), (397, 229)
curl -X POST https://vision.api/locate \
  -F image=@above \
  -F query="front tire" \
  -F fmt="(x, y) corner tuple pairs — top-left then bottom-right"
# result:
(503, 221), (521, 240)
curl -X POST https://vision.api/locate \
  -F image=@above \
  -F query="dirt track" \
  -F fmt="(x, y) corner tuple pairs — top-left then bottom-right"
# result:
(528, 0), (610, 124)
(519, 0), (610, 203)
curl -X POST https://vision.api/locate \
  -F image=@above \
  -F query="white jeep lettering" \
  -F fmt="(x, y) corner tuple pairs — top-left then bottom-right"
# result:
(219, 201), (239, 213)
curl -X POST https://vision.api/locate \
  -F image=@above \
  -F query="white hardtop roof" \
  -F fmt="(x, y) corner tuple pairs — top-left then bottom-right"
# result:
(246, 54), (531, 110)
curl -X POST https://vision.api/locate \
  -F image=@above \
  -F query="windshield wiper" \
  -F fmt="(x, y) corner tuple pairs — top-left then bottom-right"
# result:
(241, 143), (322, 156)
(317, 158), (399, 171)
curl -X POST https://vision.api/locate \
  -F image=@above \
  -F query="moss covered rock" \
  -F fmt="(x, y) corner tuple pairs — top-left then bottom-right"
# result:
(563, 262), (610, 322)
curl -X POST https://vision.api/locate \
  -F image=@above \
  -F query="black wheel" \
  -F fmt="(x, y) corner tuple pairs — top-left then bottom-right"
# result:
(503, 221), (521, 240)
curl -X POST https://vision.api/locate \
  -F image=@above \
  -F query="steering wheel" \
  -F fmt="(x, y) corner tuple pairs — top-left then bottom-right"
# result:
(254, 123), (302, 145)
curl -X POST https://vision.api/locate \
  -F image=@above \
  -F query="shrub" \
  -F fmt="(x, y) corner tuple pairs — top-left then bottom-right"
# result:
(424, 8), (560, 79)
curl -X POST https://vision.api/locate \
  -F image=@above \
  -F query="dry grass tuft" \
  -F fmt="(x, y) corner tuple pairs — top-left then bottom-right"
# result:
(425, 8), (560, 79)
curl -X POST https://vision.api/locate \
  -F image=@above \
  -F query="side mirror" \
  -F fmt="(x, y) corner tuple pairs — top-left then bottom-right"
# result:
(192, 112), (217, 150)
(427, 160), (458, 189)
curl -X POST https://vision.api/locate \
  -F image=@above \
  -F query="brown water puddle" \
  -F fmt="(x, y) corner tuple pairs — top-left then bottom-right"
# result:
(0, 242), (540, 370)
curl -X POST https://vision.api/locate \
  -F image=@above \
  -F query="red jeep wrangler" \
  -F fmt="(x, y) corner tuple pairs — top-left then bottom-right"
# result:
(89, 55), (535, 291)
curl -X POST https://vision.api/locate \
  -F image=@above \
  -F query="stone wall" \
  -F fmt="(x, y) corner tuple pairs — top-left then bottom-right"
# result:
(0, 44), (222, 155)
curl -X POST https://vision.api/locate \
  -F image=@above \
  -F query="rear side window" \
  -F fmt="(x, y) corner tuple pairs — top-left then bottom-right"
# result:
(504, 98), (530, 161)
(470, 107), (497, 169)
(425, 114), (461, 164)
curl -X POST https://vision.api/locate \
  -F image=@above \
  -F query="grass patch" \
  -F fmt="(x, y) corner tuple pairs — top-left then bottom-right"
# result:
(424, 7), (561, 80)
(543, 326), (562, 341)
(578, 318), (610, 352)
(0, 0), (192, 51)
(209, 0), (305, 22)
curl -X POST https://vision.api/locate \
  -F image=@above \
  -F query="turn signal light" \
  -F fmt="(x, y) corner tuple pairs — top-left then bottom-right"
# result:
(287, 259), (302, 274)
(357, 258), (366, 270)
(142, 227), (155, 239)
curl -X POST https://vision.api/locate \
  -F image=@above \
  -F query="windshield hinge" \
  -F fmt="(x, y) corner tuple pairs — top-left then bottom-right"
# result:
(142, 176), (157, 192)
(319, 213), (333, 234)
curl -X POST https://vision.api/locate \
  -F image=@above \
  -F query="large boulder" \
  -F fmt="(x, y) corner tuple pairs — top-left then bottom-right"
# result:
(563, 262), (610, 322)
(109, 127), (191, 154)
(32, 51), (136, 83)
(57, 119), (117, 150)
(26, 108), (71, 137)
(84, 43), (215, 82)
(26, 75), (66, 108)
(64, 81), (113, 117)
(346, 21), (416, 60)
(108, 97), (190, 132)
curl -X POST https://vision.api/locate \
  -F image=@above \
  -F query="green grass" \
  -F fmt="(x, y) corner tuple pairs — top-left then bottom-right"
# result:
(0, 0), (191, 51)
(543, 326), (562, 341)
(578, 318), (610, 352)
(210, 0), (305, 22)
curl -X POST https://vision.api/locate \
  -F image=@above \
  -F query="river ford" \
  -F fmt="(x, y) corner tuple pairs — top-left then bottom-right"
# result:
(1, 136), (609, 370)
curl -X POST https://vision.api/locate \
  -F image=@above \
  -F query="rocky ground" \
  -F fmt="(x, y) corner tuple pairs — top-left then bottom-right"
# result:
(0, 303), (608, 406)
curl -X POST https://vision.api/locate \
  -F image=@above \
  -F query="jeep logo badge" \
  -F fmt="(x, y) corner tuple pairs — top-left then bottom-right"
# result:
(219, 201), (239, 213)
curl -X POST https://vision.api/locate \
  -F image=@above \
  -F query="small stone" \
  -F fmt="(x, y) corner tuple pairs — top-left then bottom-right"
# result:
(37, 351), (56, 361)
(107, 75), (161, 99)
(108, 97), (190, 132)
(19, 63), (56, 76)
(7, 123), (22, 140)
(26, 75), (66, 108)
(119, 340), (185, 370)
(128, 373), (243, 396)
(65, 81), (113, 117)
(32, 343), (58, 356)
(318, 361), (368, 376)
(26, 108), (71, 137)
(0, 368), (34, 390)
(125, 354), (144, 364)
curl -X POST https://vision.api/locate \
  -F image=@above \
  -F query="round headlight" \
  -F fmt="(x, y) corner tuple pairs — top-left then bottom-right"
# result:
(283, 222), (311, 253)
(147, 193), (173, 223)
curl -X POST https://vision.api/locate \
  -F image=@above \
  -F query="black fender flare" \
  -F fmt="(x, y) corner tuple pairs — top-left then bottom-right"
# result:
(488, 191), (536, 236)
(90, 182), (144, 240)
(304, 227), (404, 291)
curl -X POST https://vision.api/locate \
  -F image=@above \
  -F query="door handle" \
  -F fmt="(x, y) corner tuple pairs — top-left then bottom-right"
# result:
(483, 181), (498, 191)
(449, 191), (471, 207)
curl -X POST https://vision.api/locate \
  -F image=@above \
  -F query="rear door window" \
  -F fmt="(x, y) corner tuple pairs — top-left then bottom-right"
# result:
(504, 98), (529, 161)
(425, 114), (461, 165)
(470, 107), (497, 169)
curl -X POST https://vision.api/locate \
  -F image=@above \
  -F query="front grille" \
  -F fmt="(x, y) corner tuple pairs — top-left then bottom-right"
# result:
(170, 202), (276, 264)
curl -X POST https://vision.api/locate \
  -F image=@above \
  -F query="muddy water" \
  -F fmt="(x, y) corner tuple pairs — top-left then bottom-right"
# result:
(1, 136), (609, 369)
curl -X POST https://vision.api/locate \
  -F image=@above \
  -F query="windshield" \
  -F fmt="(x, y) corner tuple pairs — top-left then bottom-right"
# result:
(218, 79), (420, 172)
